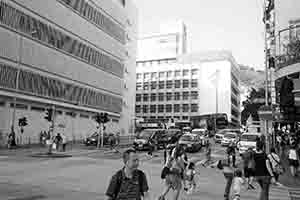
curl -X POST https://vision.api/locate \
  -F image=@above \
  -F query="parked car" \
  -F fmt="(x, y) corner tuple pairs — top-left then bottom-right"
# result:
(237, 132), (263, 155)
(178, 133), (202, 152)
(191, 128), (209, 146)
(221, 132), (239, 147)
(85, 132), (113, 146)
(133, 129), (166, 150)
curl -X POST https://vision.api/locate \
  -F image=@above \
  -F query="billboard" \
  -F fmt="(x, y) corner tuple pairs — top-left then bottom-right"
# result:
(137, 34), (178, 61)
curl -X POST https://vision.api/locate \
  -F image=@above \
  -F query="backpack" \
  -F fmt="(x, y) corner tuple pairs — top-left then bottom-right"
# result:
(113, 170), (144, 200)
(268, 154), (284, 175)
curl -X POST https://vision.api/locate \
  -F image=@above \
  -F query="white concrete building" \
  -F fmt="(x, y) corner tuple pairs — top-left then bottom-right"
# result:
(0, 0), (138, 146)
(136, 51), (241, 127)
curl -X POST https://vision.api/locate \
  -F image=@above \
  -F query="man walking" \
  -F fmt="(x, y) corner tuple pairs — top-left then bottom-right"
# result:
(106, 149), (150, 200)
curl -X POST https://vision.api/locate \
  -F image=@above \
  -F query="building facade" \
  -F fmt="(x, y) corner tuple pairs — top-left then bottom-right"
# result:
(274, 0), (300, 122)
(135, 51), (241, 127)
(0, 0), (137, 146)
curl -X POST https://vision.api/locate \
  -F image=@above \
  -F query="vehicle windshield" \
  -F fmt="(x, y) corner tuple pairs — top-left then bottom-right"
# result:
(91, 132), (98, 137)
(180, 135), (195, 141)
(241, 134), (258, 142)
(224, 133), (236, 139)
(138, 130), (154, 139)
(192, 130), (205, 136)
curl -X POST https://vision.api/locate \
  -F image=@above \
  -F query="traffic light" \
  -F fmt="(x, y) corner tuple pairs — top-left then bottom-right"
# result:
(93, 112), (109, 124)
(44, 108), (53, 122)
(102, 112), (109, 123)
(18, 117), (28, 127)
(268, 57), (275, 68)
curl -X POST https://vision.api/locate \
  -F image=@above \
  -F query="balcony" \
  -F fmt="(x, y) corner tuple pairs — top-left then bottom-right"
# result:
(276, 25), (300, 70)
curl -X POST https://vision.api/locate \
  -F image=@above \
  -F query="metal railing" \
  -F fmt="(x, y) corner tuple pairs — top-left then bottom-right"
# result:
(276, 25), (300, 69)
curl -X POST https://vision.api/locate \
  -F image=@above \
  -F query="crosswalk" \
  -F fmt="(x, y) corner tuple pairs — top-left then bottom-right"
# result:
(288, 187), (300, 200)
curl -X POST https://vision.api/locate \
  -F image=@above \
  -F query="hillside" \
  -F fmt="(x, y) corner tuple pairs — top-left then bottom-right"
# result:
(239, 65), (265, 90)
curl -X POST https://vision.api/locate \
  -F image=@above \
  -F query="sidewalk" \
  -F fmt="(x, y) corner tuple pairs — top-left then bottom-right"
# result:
(278, 152), (300, 188)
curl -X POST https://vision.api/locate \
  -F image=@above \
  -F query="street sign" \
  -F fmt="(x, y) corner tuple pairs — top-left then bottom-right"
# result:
(258, 105), (273, 120)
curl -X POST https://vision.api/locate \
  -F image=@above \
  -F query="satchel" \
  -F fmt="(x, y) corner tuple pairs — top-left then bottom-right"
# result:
(270, 154), (284, 175)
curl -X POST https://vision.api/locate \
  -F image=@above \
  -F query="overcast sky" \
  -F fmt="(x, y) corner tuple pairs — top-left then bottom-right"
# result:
(132, 0), (265, 70)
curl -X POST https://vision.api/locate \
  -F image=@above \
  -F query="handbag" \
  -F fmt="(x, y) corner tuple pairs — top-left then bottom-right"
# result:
(270, 154), (285, 175)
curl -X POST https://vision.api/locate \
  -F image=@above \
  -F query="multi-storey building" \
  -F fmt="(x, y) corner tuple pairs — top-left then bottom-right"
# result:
(0, 0), (137, 145)
(135, 51), (241, 127)
(274, 0), (300, 122)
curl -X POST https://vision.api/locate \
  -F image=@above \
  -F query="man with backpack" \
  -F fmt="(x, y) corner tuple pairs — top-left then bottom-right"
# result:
(106, 149), (150, 200)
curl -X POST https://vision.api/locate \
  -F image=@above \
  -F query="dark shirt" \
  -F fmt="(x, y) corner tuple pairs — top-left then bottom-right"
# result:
(254, 152), (270, 177)
(106, 168), (149, 200)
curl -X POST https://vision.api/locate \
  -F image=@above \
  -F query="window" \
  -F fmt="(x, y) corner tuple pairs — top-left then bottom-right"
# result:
(143, 94), (149, 101)
(191, 79), (198, 88)
(136, 82), (142, 91)
(231, 96), (238, 107)
(174, 104), (180, 112)
(191, 91), (198, 100)
(191, 104), (198, 112)
(159, 81), (165, 89)
(182, 116), (189, 120)
(31, 106), (44, 112)
(0, 2), (124, 77)
(182, 104), (189, 112)
(231, 72), (239, 85)
(183, 80), (189, 88)
(158, 93), (164, 101)
(174, 116), (180, 119)
(80, 114), (89, 118)
(66, 112), (76, 117)
(158, 105), (164, 113)
(143, 82), (149, 90)
(166, 104), (172, 113)
(166, 80), (173, 89)
(0, 101), (5, 107)
(175, 70), (181, 77)
(166, 92), (172, 101)
(144, 73), (150, 80)
(231, 108), (239, 118)
(167, 71), (172, 78)
(150, 105), (156, 113)
(151, 81), (157, 90)
(183, 69), (189, 77)
(143, 105), (148, 113)
(174, 92), (180, 100)
(136, 94), (141, 102)
(182, 92), (189, 100)
(232, 85), (239, 96)
(159, 72), (165, 78)
(175, 80), (181, 88)
(151, 93), (156, 101)
(151, 72), (157, 79)
(136, 73), (142, 80)
(191, 69), (198, 76)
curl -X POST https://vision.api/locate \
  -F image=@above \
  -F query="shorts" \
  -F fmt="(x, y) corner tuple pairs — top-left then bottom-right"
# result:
(289, 159), (299, 167)
(244, 167), (255, 178)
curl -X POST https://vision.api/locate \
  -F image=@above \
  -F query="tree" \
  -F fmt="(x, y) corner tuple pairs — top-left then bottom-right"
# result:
(241, 88), (266, 125)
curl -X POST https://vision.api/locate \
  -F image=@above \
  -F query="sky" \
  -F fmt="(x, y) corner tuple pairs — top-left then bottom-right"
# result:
(132, 0), (265, 70)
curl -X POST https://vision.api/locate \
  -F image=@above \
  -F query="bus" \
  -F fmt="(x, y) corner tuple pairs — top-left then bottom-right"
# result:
(190, 113), (228, 133)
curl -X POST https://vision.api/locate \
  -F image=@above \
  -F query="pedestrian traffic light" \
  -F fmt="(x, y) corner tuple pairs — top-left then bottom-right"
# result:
(93, 112), (109, 124)
(102, 112), (109, 123)
(268, 57), (275, 68)
(44, 108), (53, 122)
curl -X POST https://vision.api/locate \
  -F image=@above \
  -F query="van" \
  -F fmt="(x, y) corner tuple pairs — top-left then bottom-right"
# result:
(237, 132), (263, 155)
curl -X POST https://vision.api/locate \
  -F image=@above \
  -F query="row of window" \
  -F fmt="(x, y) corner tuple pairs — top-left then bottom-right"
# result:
(231, 96), (239, 107)
(231, 108), (239, 118)
(135, 104), (199, 113)
(136, 59), (177, 67)
(136, 69), (198, 80)
(231, 72), (239, 85)
(59, 0), (125, 43)
(139, 116), (190, 121)
(231, 84), (239, 96)
(136, 91), (199, 102)
(0, 63), (122, 113)
(136, 80), (198, 90)
(0, 1), (124, 77)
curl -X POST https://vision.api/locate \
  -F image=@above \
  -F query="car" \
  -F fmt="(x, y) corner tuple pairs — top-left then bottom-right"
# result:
(163, 129), (183, 145)
(84, 132), (113, 146)
(214, 129), (241, 143)
(133, 129), (166, 150)
(221, 132), (239, 147)
(237, 132), (263, 155)
(192, 128), (209, 146)
(178, 133), (202, 152)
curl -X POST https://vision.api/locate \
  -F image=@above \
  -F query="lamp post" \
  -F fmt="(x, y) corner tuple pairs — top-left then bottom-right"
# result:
(214, 70), (220, 133)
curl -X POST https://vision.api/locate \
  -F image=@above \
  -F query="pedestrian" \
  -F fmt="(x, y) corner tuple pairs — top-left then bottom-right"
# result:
(227, 141), (236, 168)
(216, 158), (234, 200)
(242, 147), (255, 190)
(61, 133), (67, 152)
(54, 133), (62, 151)
(288, 144), (299, 177)
(116, 132), (120, 146)
(254, 142), (276, 200)
(183, 162), (197, 194)
(147, 137), (155, 157)
(267, 147), (284, 182)
(109, 134), (115, 150)
(158, 156), (173, 200)
(105, 149), (150, 200)
(231, 169), (245, 200)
